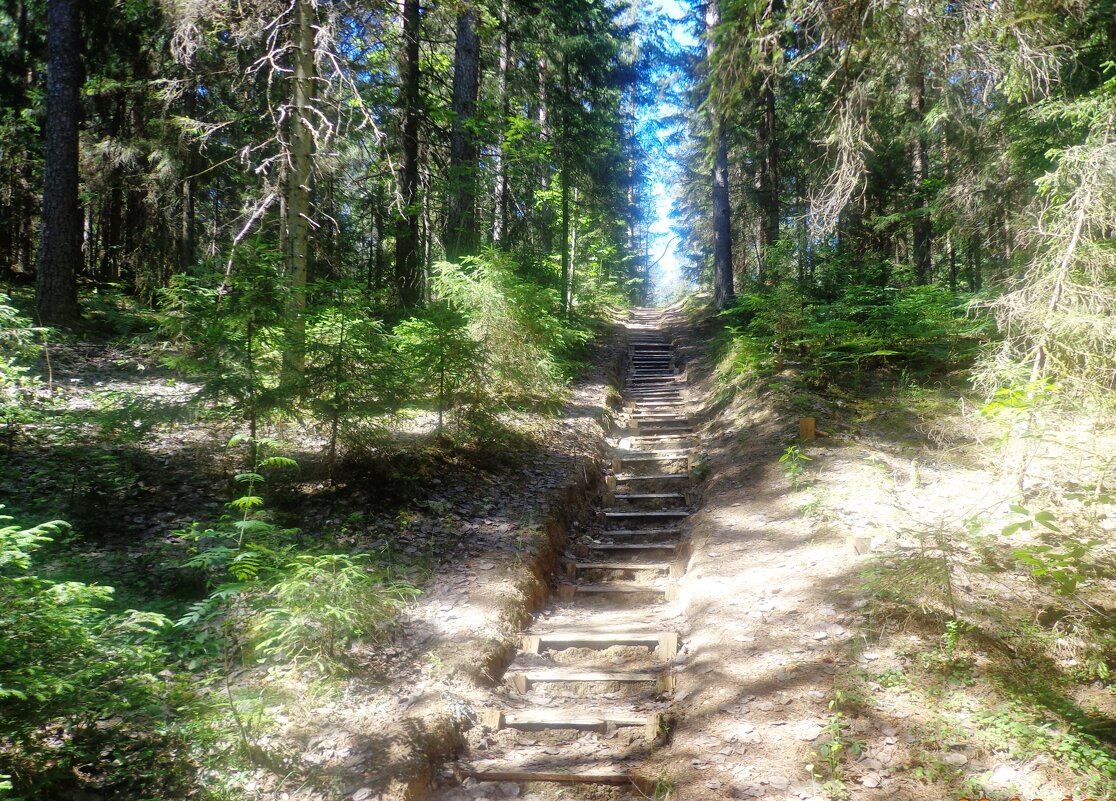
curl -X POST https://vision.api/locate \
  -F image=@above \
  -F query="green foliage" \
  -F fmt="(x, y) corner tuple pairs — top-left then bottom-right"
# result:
(778, 444), (813, 490)
(804, 690), (863, 799)
(160, 243), (290, 434)
(393, 303), (483, 439)
(302, 284), (399, 474)
(0, 507), (193, 799)
(718, 279), (983, 388)
(1005, 505), (1104, 596)
(433, 253), (582, 399)
(0, 302), (50, 444)
(175, 437), (419, 675)
(252, 552), (419, 673)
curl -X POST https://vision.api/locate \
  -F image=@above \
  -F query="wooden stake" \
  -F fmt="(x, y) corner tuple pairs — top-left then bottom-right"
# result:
(481, 709), (506, 730)
(800, 417), (816, 440)
(656, 632), (679, 659)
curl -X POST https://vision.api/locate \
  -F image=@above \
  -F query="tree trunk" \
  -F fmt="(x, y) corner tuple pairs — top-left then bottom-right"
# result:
(491, 0), (510, 246)
(537, 54), (554, 256)
(35, 0), (82, 324)
(395, 0), (423, 306)
(286, 0), (315, 309)
(281, 0), (317, 376)
(180, 85), (198, 273)
(706, 0), (734, 309)
(758, 82), (779, 279)
(373, 202), (385, 293)
(909, 62), (932, 284)
(446, 7), (481, 263)
(559, 57), (571, 315)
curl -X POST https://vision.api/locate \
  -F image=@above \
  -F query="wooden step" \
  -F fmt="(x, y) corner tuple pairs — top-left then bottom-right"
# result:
(614, 473), (690, 482)
(482, 709), (661, 741)
(588, 541), (679, 556)
(567, 559), (671, 572)
(566, 560), (682, 581)
(506, 667), (671, 693)
(613, 492), (686, 501)
(613, 450), (691, 461)
(587, 542), (679, 557)
(604, 510), (690, 520)
(521, 630), (679, 658)
(557, 582), (677, 602)
(459, 761), (647, 789)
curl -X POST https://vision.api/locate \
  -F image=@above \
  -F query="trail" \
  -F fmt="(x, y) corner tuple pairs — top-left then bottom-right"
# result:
(444, 308), (696, 794)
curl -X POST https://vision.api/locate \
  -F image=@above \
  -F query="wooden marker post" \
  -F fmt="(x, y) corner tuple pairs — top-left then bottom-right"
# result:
(800, 417), (816, 441)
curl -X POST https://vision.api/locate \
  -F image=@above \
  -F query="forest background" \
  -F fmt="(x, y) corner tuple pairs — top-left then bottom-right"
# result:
(1, 0), (1115, 797)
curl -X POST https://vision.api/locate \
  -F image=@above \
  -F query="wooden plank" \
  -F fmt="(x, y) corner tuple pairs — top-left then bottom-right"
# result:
(481, 709), (506, 729)
(513, 669), (661, 684)
(462, 765), (636, 786)
(504, 710), (653, 728)
(613, 492), (686, 500)
(598, 527), (683, 538)
(570, 561), (670, 572)
(614, 473), (690, 482)
(558, 582), (668, 597)
(588, 542), (679, 554)
(529, 630), (667, 649)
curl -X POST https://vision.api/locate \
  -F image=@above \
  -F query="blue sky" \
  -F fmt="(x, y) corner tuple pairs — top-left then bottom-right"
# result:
(644, 0), (696, 301)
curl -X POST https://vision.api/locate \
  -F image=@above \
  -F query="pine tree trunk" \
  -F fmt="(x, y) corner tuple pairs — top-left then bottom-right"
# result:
(35, 0), (82, 324)
(909, 63), (932, 284)
(537, 55), (554, 256)
(706, 0), (734, 309)
(758, 82), (779, 279)
(395, 0), (423, 306)
(180, 85), (198, 273)
(281, 0), (317, 376)
(373, 203), (385, 293)
(287, 0), (315, 310)
(492, 0), (510, 246)
(559, 57), (571, 315)
(446, 7), (481, 263)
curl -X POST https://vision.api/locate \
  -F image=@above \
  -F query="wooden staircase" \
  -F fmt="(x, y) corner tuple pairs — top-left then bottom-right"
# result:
(451, 308), (696, 792)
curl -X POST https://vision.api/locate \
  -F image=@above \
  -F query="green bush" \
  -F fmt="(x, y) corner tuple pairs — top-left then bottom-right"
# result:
(251, 553), (419, 673)
(718, 278), (985, 384)
(0, 508), (192, 798)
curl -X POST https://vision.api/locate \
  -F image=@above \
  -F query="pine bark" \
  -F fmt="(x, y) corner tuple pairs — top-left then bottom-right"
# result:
(706, 0), (734, 309)
(909, 63), (932, 284)
(559, 56), (571, 315)
(758, 82), (779, 280)
(446, 7), (481, 263)
(287, 0), (315, 302)
(491, 0), (510, 246)
(35, 0), (82, 324)
(395, 0), (423, 306)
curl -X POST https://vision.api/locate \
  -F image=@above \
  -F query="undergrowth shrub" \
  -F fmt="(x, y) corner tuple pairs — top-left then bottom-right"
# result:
(0, 508), (193, 798)
(252, 552), (419, 672)
(176, 437), (419, 676)
(160, 242), (290, 439)
(717, 278), (986, 387)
